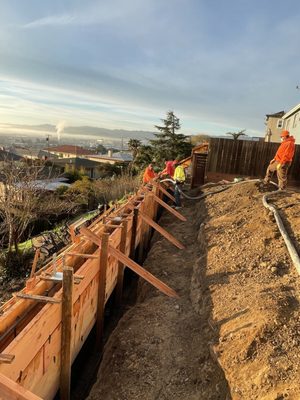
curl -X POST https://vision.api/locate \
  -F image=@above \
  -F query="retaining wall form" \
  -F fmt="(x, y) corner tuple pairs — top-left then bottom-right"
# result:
(0, 182), (182, 399)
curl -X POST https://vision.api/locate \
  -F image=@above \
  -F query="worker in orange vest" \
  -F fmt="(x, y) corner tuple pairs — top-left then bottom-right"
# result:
(264, 130), (295, 190)
(143, 164), (157, 184)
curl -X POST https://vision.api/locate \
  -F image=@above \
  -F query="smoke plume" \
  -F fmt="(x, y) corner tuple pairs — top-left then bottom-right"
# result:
(55, 121), (66, 141)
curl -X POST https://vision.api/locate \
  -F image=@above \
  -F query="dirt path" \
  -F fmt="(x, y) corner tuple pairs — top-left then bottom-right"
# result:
(88, 201), (230, 400)
(88, 181), (300, 400)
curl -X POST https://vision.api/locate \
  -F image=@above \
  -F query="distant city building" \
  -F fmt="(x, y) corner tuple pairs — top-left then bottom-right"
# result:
(49, 157), (106, 179)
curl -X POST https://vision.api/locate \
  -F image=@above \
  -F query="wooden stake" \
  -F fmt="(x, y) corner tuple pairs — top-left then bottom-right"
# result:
(140, 211), (184, 249)
(126, 205), (185, 250)
(148, 182), (176, 202)
(149, 192), (187, 221)
(60, 267), (74, 400)
(108, 245), (179, 298)
(129, 208), (139, 259)
(115, 221), (128, 307)
(69, 226), (76, 243)
(30, 249), (40, 278)
(96, 233), (109, 351)
(80, 227), (179, 299)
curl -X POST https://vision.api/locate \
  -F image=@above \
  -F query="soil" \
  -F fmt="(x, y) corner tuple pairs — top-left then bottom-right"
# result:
(87, 181), (300, 400)
(0, 274), (26, 306)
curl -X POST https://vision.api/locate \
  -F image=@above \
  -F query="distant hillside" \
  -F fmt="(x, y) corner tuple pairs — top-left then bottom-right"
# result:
(0, 123), (156, 140)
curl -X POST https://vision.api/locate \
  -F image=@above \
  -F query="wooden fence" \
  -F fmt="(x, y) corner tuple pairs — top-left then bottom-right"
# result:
(207, 138), (300, 181)
(0, 182), (184, 400)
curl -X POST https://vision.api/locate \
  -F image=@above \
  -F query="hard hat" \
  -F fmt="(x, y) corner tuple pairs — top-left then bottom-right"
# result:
(280, 130), (290, 137)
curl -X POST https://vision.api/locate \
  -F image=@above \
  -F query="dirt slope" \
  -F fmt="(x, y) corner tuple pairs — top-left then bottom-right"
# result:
(192, 181), (300, 399)
(88, 204), (230, 400)
(88, 181), (300, 400)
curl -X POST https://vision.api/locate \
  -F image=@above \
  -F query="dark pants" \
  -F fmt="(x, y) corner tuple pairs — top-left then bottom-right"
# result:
(174, 182), (183, 207)
(264, 160), (291, 190)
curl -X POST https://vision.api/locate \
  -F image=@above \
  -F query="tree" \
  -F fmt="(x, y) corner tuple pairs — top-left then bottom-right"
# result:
(133, 145), (154, 169)
(0, 160), (77, 257)
(127, 139), (142, 160)
(226, 129), (247, 141)
(95, 144), (107, 154)
(150, 111), (192, 165)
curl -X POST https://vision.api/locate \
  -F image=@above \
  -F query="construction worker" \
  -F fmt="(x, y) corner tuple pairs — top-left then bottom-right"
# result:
(173, 160), (186, 208)
(143, 163), (157, 184)
(264, 130), (295, 190)
(160, 160), (176, 178)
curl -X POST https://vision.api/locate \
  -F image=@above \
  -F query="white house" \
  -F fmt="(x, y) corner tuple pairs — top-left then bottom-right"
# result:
(282, 103), (300, 143)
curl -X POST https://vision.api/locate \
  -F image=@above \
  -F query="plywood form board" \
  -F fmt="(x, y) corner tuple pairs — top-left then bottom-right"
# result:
(0, 191), (160, 399)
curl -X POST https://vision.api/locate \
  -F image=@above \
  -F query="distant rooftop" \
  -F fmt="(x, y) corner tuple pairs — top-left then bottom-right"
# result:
(50, 157), (103, 168)
(0, 149), (23, 161)
(87, 152), (133, 162)
(44, 145), (94, 156)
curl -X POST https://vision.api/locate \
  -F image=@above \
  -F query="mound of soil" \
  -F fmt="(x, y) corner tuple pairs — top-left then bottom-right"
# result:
(88, 181), (300, 400)
(192, 181), (300, 399)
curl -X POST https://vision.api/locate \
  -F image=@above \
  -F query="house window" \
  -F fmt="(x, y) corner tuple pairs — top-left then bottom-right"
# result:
(277, 119), (283, 128)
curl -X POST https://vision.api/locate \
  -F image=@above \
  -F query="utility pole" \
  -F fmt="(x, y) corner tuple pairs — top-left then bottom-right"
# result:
(46, 134), (51, 147)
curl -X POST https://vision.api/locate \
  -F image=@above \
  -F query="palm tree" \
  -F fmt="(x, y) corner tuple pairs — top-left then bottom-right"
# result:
(128, 139), (142, 159)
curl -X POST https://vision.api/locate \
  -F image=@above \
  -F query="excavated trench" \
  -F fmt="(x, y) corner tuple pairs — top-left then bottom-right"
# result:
(85, 181), (300, 400)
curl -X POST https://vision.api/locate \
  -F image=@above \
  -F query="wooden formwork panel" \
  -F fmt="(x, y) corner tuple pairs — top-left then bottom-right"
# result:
(0, 189), (160, 399)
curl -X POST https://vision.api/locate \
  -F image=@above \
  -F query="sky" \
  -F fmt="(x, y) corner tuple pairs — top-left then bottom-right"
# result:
(1, 0), (300, 138)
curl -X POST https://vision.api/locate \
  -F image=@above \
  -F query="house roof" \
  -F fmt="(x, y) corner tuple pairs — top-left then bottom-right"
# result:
(8, 146), (40, 159)
(44, 145), (94, 155)
(87, 152), (133, 162)
(0, 149), (23, 161)
(282, 103), (300, 120)
(50, 157), (101, 168)
(265, 110), (285, 119)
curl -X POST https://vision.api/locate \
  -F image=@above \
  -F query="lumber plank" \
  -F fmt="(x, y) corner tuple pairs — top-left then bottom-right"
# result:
(126, 203), (185, 249)
(0, 354), (15, 364)
(96, 233), (109, 351)
(15, 294), (61, 304)
(130, 208), (139, 258)
(66, 252), (98, 259)
(140, 211), (185, 249)
(152, 182), (176, 202)
(108, 245), (179, 298)
(60, 267), (73, 400)
(115, 221), (128, 306)
(0, 372), (42, 400)
(148, 192), (187, 221)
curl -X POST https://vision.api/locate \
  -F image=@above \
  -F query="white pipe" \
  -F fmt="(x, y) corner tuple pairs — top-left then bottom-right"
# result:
(262, 192), (300, 275)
